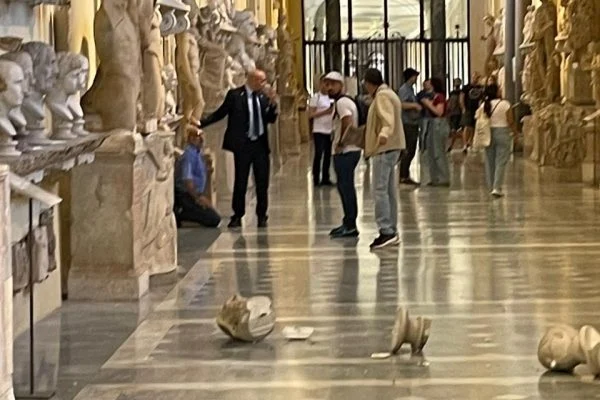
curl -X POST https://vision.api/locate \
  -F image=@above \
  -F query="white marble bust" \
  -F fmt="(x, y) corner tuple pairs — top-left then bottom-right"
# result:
(0, 60), (25, 157)
(72, 54), (90, 136)
(21, 41), (58, 144)
(46, 52), (87, 140)
(0, 51), (33, 136)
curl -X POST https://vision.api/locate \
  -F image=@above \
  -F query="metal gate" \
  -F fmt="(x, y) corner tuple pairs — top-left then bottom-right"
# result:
(304, 38), (470, 94)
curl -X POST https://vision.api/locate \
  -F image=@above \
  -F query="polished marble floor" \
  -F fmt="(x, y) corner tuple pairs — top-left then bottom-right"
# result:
(63, 149), (600, 399)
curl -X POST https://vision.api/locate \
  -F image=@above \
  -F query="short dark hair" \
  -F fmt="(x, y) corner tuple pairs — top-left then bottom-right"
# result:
(430, 77), (445, 94)
(403, 68), (419, 82)
(363, 68), (384, 86)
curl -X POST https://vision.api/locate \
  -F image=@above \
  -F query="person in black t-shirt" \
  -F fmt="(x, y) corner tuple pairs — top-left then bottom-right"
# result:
(447, 78), (462, 152)
(459, 72), (484, 153)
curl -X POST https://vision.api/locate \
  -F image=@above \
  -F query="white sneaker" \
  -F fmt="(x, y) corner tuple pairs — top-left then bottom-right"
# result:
(491, 190), (504, 198)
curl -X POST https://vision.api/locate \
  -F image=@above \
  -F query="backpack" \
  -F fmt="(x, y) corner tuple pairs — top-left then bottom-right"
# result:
(335, 95), (368, 127)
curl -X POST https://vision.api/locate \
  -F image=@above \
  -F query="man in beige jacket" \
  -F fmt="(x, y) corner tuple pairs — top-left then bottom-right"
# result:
(363, 68), (406, 249)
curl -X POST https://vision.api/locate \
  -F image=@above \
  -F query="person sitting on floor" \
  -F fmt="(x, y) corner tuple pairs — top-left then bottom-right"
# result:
(174, 124), (221, 228)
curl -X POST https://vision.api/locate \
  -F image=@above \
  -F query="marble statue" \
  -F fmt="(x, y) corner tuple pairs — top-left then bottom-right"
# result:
(538, 324), (600, 376)
(0, 60), (24, 156)
(46, 52), (87, 140)
(140, 6), (166, 134)
(529, 0), (560, 106)
(277, 9), (295, 96)
(0, 51), (32, 138)
(198, 0), (235, 42)
(161, 64), (178, 120)
(521, 5), (535, 49)
(561, 0), (597, 62)
(72, 54), (89, 136)
(21, 41), (58, 144)
(481, 15), (497, 74)
(492, 8), (505, 56)
(175, 0), (204, 125)
(228, 10), (260, 73)
(583, 42), (600, 108)
(256, 25), (278, 84)
(216, 294), (276, 342)
(82, 0), (141, 132)
(390, 307), (431, 355)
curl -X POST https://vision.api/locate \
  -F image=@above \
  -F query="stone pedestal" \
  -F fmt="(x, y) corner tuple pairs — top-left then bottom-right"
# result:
(582, 121), (600, 186)
(69, 131), (177, 301)
(0, 165), (15, 400)
(565, 66), (594, 106)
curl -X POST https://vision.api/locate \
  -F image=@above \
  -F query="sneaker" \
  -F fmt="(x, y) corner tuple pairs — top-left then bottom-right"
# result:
(400, 178), (420, 186)
(330, 225), (359, 238)
(491, 190), (504, 198)
(228, 217), (242, 229)
(370, 234), (400, 249)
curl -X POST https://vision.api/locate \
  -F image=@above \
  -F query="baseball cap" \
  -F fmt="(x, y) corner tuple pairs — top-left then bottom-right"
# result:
(323, 71), (344, 83)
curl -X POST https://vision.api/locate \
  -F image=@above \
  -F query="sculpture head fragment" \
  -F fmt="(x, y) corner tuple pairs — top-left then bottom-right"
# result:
(538, 324), (585, 372)
(216, 294), (275, 342)
(21, 41), (58, 95)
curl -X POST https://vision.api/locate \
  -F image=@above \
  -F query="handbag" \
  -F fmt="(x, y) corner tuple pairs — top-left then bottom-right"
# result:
(472, 101), (501, 150)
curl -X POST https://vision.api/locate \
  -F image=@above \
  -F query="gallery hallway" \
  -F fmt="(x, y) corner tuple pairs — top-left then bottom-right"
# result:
(71, 151), (600, 399)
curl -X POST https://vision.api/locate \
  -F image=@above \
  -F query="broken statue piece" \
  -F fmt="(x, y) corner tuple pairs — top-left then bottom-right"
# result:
(390, 307), (431, 355)
(216, 294), (275, 342)
(537, 324), (600, 376)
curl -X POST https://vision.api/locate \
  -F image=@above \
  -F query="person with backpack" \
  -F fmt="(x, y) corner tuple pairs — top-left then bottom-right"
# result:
(476, 83), (516, 198)
(397, 68), (422, 186)
(363, 68), (406, 249)
(324, 71), (363, 239)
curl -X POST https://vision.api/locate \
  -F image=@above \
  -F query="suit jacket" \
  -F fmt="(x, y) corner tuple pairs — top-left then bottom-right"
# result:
(200, 86), (279, 154)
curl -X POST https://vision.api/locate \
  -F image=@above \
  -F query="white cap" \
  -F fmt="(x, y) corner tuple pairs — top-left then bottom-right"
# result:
(323, 71), (344, 83)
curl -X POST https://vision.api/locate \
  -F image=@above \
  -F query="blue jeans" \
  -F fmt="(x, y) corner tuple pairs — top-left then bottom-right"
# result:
(485, 127), (512, 191)
(333, 151), (361, 229)
(426, 118), (450, 184)
(372, 150), (401, 236)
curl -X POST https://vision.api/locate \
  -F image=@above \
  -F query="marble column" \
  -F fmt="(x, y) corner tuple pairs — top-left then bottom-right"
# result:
(325, 0), (342, 71)
(0, 165), (14, 400)
(514, 0), (532, 101)
(503, 0), (516, 102)
(430, 0), (446, 87)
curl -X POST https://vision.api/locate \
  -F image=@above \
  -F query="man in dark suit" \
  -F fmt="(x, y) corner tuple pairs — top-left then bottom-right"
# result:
(200, 69), (278, 229)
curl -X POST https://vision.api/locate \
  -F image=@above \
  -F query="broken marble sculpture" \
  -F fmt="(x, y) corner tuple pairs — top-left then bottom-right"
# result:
(538, 324), (600, 376)
(390, 307), (432, 355)
(0, 59), (25, 156)
(216, 294), (275, 342)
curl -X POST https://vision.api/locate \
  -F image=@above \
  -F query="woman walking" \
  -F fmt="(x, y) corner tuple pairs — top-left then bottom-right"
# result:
(421, 77), (450, 187)
(478, 83), (516, 198)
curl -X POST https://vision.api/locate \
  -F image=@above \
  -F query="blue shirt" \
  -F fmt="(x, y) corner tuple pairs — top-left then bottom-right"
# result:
(176, 145), (206, 194)
(246, 85), (264, 140)
(398, 82), (421, 125)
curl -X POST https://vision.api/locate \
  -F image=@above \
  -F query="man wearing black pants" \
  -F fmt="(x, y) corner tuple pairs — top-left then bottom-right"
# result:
(200, 69), (278, 229)
(397, 68), (422, 186)
(309, 75), (335, 186)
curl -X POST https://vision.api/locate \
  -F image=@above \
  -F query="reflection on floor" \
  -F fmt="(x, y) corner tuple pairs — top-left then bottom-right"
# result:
(63, 150), (600, 399)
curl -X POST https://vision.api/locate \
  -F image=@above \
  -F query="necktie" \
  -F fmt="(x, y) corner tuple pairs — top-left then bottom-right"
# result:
(252, 92), (261, 140)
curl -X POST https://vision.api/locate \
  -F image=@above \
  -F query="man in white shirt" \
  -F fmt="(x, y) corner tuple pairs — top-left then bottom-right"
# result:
(309, 75), (335, 187)
(324, 71), (362, 239)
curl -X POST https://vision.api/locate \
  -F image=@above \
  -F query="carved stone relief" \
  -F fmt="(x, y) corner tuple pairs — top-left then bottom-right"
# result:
(11, 238), (28, 293)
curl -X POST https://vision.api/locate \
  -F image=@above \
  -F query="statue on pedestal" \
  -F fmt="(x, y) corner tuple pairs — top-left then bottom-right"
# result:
(21, 41), (58, 144)
(256, 25), (278, 84)
(0, 60), (24, 157)
(521, 5), (535, 49)
(175, 0), (204, 125)
(71, 54), (89, 137)
(161, 64), (178, 121)
(481, 15), (497, 77)
(583, 42), (600, 108)
(82, 0), (142, 132)
(276, 9), (295, 96)
(46, 52), (88, 141)
(493, 8), (505, 56)
(228, 10), (260, 73)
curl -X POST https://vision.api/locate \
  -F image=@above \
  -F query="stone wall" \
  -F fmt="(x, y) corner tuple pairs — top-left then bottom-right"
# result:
(0, 166), (14, 400)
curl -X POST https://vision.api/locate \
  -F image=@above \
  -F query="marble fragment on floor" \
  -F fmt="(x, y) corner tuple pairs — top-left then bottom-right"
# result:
(60, 153), (600, 399)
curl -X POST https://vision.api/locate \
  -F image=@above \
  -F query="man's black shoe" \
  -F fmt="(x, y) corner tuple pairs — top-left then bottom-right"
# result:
(257, 217), (268, 228)
(228, 217), (242, 229)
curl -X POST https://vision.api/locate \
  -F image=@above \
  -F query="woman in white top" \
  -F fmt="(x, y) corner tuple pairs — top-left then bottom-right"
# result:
(478, 83), (517, 198)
